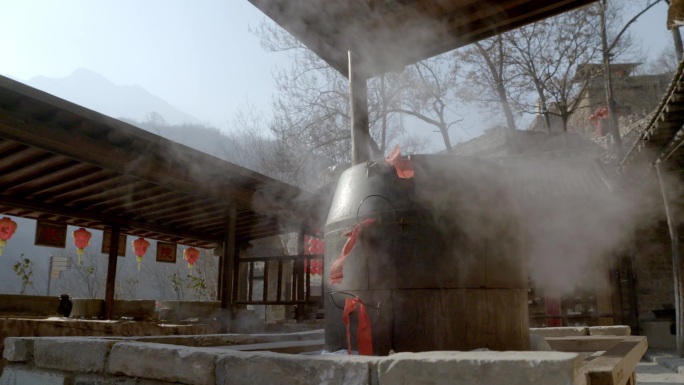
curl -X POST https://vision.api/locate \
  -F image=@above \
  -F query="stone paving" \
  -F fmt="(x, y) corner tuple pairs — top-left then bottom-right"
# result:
(637, 349), (684, 384)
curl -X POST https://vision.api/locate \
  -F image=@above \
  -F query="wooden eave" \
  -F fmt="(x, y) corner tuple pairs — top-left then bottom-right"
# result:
(621, 58), (684, 173)
(0, 75), (313, 249)
(248, 0), (597, 77)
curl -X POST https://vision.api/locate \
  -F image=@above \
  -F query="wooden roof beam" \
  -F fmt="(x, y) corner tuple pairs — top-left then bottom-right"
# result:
(0, 114), (258, 206)
(0, 194), (223, 247)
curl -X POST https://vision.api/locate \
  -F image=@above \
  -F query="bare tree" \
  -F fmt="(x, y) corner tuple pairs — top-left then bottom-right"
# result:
(116, 276), (140, 300)
(252, 20), (446, 161)
(56, 251), (107, 299)
(504, 7), (603, 133)
(457, 35), (519, 132)
(389, 56), (463, 152)
(599, 0), (665, 156)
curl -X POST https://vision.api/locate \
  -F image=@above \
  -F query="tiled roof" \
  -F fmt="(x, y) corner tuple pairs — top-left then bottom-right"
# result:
(451, 128), (604, 159)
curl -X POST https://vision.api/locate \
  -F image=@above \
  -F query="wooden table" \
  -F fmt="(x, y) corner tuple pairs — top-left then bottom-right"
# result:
(546, 335), (647, 385)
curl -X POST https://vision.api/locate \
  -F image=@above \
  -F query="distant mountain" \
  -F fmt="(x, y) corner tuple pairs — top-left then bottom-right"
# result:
(26, 68), (199, 125)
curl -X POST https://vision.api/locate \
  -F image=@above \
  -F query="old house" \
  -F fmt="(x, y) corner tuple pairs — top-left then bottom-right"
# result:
(568, 63), (671, 139)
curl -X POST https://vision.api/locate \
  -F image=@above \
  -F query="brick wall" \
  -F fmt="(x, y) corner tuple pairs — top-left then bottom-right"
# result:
(631, 224), (675, 319)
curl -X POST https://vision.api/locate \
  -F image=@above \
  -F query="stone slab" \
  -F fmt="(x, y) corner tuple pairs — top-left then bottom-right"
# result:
(249, 329), (324, 343)
(216, 350), (376, 385)
(588, 326), (631, 336)
(0, 294), (60, 317)
(2, 337), (34, 362)
(73, 373), (177, 385)
(107, 342), (216, 385)
(34, 337), (115, 373)
(641, 321), (676, 349)
(529, 334), (553, 351)
(377, 351), (585, 385)
(530, 327), (588, 337)
(545, 336), (624, 352)
(112, 300), (156, 320)
(115, 329), (323, 347)
(214, 339), (324, 354)
(0, 365), (69, 385)
(70, 299), (104, 319)
(636, 361), (684, 384)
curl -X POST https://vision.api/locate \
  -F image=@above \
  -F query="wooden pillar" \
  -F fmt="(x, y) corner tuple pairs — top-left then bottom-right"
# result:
(656, 162), (684, 357)
(295, 228), (306, 321)
(221, 203), (237, 309)
(217, 245), (224, 302)
(349, 51), (371, 165)
(103, 225), (120, 320)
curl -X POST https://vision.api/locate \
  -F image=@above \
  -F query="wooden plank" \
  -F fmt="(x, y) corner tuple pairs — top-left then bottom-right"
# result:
(582, 336), (647, 385)
(546, 336), (624, 352)
(216, 339), (324, 354)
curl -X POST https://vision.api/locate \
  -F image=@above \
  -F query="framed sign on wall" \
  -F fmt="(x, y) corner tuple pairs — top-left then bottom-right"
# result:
(156, 242), (177, 263)
(102, 230), (127, 257)
(35, 221), (66, 248)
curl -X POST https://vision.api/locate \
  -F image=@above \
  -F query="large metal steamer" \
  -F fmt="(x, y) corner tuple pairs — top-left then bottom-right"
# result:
(323, 154), (529, 355)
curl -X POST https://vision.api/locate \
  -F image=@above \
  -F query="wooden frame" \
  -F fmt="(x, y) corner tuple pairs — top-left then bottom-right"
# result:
(546, 335), (647, 385)
(35, 221), (66, 248)
(156, 242), (177, 263)
(102, 229), (127, 257)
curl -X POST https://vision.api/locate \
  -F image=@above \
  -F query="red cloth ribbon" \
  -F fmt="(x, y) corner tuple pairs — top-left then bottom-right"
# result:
(329, 218), (377, 284)
(589, 107), (609, 128)
(342, 297), (373, 355)
(385, 144), (414, 179)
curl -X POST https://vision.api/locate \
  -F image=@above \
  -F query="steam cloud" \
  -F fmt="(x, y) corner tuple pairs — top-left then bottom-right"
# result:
(408, 147), (672, 297)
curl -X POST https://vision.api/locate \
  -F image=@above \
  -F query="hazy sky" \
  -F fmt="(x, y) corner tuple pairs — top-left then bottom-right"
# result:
(0, 0), (676, 146)
(0, 0), (286, 127)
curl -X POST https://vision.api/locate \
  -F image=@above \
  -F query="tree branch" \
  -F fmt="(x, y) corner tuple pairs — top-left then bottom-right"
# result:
(609, 0), (662, 53)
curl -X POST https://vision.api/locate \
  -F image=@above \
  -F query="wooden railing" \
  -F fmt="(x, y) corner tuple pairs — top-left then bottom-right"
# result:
(232, 254), (323, 305)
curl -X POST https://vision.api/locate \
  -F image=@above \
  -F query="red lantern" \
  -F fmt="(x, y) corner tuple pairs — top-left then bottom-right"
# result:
(184, 247), (199, 269)
(310, 259), (323, 275)
(305, 236), (325, 255)
(304, 258), (323, 275)
(0, 217), (17, 257)
(72, 228), (92, 265)
(132, 238), (150, 271)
